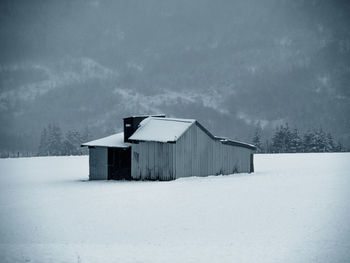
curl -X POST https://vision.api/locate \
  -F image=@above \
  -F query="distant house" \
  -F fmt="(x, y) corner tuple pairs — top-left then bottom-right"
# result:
(82, 115), (256, 180)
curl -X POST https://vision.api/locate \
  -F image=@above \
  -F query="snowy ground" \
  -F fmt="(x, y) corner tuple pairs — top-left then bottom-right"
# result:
(0, 153), (349, 263)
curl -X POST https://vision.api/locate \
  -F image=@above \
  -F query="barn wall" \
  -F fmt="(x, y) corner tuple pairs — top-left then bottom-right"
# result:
(174, 123), (253, 179)
(89, 147), (108, 180)
(130, 123), (254, 181)
(131, 142), (175, 180)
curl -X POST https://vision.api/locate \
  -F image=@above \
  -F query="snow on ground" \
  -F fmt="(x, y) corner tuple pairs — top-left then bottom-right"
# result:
(0, 153), (349, 263)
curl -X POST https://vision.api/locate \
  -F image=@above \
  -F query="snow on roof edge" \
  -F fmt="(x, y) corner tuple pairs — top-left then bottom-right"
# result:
(216, 136), (256, 150)
(123, 114), (166, 119)
(81, 132), (131, 148)
(195, 121), (256, 150)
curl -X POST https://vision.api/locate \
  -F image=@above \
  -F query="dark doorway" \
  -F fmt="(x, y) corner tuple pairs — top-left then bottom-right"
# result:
(108, 147), (132, 180)
(250, 153), (254, 173)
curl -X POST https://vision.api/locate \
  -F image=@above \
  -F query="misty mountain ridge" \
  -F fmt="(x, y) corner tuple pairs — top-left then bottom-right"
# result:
(0, 0), (349, 153)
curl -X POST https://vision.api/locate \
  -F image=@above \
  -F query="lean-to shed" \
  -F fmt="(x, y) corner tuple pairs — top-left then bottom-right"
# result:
(82, 115), (256, 180)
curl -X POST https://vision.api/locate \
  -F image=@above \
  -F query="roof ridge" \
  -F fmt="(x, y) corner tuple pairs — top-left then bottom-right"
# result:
(151, 117), (195, 123)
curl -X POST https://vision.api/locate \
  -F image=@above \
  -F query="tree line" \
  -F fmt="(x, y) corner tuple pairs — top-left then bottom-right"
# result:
(38, 124), (89, 156)
(252, 124), (344, 153)
(0, 122), (346, 158)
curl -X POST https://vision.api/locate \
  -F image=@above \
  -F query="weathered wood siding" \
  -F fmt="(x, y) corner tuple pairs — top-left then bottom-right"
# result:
(131, 142), (175, 180)
(130, 123), (253, 180)
(174, 123), (253, 179)
(89, 146), (108, 180)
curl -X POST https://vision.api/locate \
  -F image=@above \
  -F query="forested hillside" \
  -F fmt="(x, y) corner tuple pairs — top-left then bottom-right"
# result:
(0, 0), (349, 155)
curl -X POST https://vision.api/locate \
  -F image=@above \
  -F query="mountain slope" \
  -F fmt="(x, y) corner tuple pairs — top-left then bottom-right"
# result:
(0, 0), (349, 152)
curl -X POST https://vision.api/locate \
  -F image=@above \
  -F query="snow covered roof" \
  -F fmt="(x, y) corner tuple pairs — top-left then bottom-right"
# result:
(128, 117), (195, 142)
(81, 132), (131, 148)
(124, 114), (165, 119)
(216, 137), (256, 150)
(81, 116), (256, 150)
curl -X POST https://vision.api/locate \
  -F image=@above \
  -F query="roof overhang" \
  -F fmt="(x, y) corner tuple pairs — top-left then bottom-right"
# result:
(81, 132), (131, 148)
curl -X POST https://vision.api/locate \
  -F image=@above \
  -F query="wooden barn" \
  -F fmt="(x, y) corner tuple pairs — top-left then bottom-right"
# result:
(82, 115), (256, 180)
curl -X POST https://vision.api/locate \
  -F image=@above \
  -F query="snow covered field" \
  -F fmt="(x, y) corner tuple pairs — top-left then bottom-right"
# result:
(0, 153), (349, 263)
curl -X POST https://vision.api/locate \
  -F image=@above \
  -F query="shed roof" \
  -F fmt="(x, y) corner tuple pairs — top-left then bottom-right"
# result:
(81, 116), (256, 150)
(194, 121), (256, 150)
(128, 117), (195, 142)
(81, 132), (131, 148)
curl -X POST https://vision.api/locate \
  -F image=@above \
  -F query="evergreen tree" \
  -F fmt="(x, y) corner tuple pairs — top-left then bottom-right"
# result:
(37, 124), (90, 156)
(325, 133), (335, 152)
(252, 126), (263, 153)
(38, 127), (49, 156)
(266, 125), (344, 153)
(63, 130), (83, 155)
(265, 139), (271, 153)
(313, 129), (326, 152)
(47, 124), (64, 156)
(335, 142), (343, 152)
(289, 128), (302, 153)
(271, 124), (293, 153)
(302, 129), (337, 153)
(302, 131), (315, 152)
(81, 126), (90, 144)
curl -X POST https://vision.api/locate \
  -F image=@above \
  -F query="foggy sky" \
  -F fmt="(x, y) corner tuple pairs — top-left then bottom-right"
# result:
(0, 0), (349, 152)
